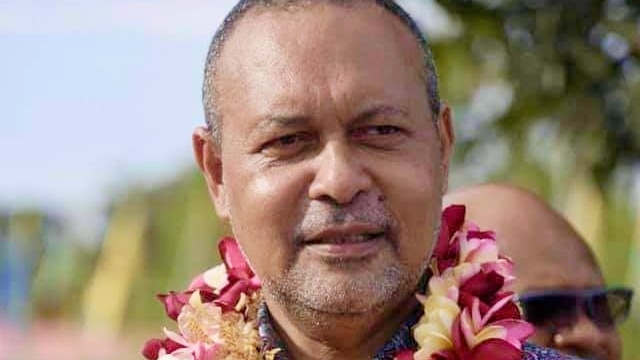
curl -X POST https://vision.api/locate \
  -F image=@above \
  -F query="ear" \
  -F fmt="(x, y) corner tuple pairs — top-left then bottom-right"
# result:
(193, 126), (230, 221)
(436, 104), (455, 194)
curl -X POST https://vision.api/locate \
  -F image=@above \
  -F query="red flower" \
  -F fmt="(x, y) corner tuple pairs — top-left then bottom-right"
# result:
(143, 237), (267, 360)
(460, 270), (505, 300)
(468, 338), (522, 360)
(433, 205), (466, 274)
(446, 295), (533, 360)
(409, 205), (534, 360)
(458, 290), (521, 324)
(219, 236), (255, 281)
(395, 349), (416, 360)
(157, 290), (217, 321)
(212, 237), (261, 312)
(432, 349), (460, 360)
(155, 237), (261, 320)
(157, 291), (191, 321)
(141, 337), (184, 359)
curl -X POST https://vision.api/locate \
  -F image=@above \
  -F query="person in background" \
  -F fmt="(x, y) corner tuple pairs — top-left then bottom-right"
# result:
(444, 183), (633, 360)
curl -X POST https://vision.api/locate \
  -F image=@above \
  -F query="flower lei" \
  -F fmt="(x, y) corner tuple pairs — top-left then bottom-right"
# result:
(396, 205), (534, 360)
(142, 205), (533, 360)
(142, 237), (269, 360)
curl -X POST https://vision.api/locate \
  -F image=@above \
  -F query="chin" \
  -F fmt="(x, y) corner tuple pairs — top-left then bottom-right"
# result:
(266, 247), (421, 316)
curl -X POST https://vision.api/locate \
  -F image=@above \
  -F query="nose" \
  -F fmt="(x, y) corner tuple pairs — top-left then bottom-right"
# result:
(308, 141), (373, 205)
(553, 312), (621, 360)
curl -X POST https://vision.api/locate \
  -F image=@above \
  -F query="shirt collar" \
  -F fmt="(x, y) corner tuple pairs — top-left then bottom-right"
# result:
(257, 301), (422, 360)
(256, 273), (429, 359)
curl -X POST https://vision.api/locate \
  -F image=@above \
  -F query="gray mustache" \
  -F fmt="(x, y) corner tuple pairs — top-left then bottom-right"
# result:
(293, 193), (395, 244)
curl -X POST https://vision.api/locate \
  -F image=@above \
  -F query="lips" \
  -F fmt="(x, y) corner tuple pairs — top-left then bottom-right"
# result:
(303, 222), (386, 245)
(302, 222), (388, 259)
(306, 232), (384, 245)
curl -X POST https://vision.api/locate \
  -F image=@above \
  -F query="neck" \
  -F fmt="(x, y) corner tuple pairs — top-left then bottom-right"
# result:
(263, 292), (419, 360)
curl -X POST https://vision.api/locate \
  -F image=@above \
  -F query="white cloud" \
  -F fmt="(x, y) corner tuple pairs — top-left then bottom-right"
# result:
(0, 0), (237, 37)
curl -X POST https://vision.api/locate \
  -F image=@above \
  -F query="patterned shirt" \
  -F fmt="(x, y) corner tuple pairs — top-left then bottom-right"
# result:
(256, 302), (579, 360)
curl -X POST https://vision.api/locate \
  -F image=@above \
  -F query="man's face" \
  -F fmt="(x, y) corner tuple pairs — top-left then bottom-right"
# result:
(200, 3), (452, 316)
(513, 250), (622, 360)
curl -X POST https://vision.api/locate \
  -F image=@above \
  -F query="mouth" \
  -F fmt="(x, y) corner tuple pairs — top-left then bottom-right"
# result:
(302, 223), (388, 259)
(305, 232), (385, 245)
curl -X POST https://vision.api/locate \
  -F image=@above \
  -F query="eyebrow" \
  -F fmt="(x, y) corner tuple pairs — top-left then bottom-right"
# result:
(252, 104), (409, 134)
(253, 114), (311, 134)
(351, 104), (409, 125)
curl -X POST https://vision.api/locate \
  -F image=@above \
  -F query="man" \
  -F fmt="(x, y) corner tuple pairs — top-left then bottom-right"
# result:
(191, 1), (572, 358)
(444, 183), (633, 360)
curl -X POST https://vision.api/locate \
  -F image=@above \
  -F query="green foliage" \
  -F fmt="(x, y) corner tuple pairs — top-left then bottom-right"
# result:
(434, 0), (639, 187)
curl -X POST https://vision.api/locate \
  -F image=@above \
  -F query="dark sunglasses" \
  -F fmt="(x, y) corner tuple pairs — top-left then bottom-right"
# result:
(518, 287), (634, 330)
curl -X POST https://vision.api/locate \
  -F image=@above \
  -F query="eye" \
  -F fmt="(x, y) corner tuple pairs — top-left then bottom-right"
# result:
(352, 125), (401, 137)
(350, 125), (406, 148)
(260, 132), (314, 158)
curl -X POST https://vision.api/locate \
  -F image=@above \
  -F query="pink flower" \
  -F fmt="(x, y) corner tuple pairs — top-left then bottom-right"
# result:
(153, 292), (225, 360)
(481, 258), (515, 286)
(409, 205), (534, 360)
(433, 205), (466, 274)
(459, 230), (498, 266)
(447, 296), (534, 360)
(210, 237), (261, 312)
(189, 265), (228, 293)
(155, 342), (220, 360)
(157, 237), (261, 321)
(157, 292), (191, 321)
(142, 338), (185, 360)
(144, 237), (263, 360)
(395, 350), (416, 360)
(158, 291), (217, 321)
(467, 338), (522, 360)
(218, 237), (255, 281)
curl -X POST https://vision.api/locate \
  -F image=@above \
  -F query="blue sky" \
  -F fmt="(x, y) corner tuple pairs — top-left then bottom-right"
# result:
(0, 0), (238, 210)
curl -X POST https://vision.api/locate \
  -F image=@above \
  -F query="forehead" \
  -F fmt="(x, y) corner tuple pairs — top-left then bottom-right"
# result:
(515, 265), (603, 294)
(510, 242), (604, 293)
(214, 2), (427, 121)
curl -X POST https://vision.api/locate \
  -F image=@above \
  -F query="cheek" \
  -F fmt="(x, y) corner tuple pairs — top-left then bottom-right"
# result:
(377, 152), (443, 266)
(605, 330), (621, 356)
(224, 164), (308, 277)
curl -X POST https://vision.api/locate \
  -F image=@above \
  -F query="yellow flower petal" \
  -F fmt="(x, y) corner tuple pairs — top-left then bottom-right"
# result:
(414, 322), (445, 342)
(423, 295), (460, 316)
(413, 326), (453, 354)
(474, 325), (507, 345)
(188, 290), (203, 308)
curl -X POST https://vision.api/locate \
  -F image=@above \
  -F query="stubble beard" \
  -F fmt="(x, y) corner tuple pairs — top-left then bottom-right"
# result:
(262, 244), (429, 327)
(259, 191), (442, 329)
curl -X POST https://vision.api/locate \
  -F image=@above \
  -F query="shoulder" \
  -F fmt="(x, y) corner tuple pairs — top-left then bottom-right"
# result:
(522, 343), (583, 360)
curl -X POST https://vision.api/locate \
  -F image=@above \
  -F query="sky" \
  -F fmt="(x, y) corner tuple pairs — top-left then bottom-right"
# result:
(0, 0), (238, 211)
(0, 0), (455, 213)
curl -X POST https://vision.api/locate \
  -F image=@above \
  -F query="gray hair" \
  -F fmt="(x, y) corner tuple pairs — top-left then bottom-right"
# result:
(202, 0), (441, 143)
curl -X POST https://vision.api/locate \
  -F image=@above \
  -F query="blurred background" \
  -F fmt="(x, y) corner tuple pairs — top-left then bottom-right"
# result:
(0, 0), (638, 359)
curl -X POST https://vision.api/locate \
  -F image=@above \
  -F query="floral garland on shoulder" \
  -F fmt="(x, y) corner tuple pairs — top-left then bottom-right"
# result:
(397, 205), (534, 360)
(142, 205), (534, 360)
(142, 237), (268, 360)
